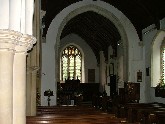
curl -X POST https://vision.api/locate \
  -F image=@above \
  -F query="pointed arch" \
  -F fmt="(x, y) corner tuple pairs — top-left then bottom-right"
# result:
(42, 0), (140, 105)
(151, 30), (165, 87)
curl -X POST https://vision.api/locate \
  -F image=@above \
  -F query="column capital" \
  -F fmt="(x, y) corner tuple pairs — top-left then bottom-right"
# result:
(0, 29), (22, 51)
(15, 34), (36, 54)
(0, 29), (36, 53)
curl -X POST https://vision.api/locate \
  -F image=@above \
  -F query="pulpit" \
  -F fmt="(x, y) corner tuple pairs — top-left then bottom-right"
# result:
(124, 82), (140, 103)
(118, 82), (140, 104)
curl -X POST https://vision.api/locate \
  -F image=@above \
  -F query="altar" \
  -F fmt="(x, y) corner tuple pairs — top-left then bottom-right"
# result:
(57, 79), (99, 105)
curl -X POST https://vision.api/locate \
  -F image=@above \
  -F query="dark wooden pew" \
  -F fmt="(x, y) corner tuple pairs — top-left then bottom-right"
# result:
(122, 103), (150, 122)
(134, 103), (165, 123)
(37, 105), (104, 115)
(27, 105), (135, 124)
(142, 108), (165, 124)
(123, 102), (165, 123)
(27, 115), (129, 124)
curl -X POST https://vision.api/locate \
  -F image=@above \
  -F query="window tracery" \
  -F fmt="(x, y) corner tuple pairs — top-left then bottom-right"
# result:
(61, 45), (82, 81)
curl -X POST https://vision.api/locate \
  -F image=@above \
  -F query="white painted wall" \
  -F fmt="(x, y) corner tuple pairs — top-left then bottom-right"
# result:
(41, 42), (56, 106)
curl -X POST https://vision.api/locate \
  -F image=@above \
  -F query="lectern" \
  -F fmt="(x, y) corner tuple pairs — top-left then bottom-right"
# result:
(44, 89), (54, 106)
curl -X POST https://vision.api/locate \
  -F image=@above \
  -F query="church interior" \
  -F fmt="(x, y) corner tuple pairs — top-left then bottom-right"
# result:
(1, 0), (165, 123)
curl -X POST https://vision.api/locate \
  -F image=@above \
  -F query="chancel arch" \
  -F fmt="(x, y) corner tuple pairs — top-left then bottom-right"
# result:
(43, 0), (140, 105)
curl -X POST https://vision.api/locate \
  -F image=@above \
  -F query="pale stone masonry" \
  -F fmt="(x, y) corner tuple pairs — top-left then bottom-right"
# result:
(0, 29), (36, 124)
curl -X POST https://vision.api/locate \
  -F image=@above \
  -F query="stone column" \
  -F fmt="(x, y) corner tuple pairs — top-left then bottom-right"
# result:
(0, 0), (9, 29)
(26, 65), (32, 116)
(9, 0), (22, 31)
(0, 29), (22, 124)
(26, 66), (39, 116)
(31, 70), (38, 115)
(25, 0), (34, 35)
(26, 0), (40, 116)
(99, 51), (106, 92)
(13, 34), (36, 124)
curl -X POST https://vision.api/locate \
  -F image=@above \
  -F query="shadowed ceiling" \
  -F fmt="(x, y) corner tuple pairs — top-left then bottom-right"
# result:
(41, 0), (165, 63)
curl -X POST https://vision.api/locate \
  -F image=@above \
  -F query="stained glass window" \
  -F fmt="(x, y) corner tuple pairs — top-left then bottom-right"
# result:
(61, 45), (82, 81)
(161, 46), (165, 83)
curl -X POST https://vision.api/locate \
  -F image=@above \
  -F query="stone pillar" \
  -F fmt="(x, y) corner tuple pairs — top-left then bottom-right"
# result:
(99, 51), (106, 92)
(13, 34), (36, 124)
(9, 0), (22, 31)
(26, 66), (32, 116)
(0, 0), (9, 29)
(26, 66), (39, 116)
(25, 0), (34, 35)
(26, 0), (40, 116)
(0, 29), (22, 124)
(31, 70), (38, 115)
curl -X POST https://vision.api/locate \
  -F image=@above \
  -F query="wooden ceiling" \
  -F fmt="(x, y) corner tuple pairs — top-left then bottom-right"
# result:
(41, 0), (165, 63)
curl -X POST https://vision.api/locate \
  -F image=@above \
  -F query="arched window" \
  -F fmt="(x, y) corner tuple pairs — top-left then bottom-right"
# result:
(61, 45), (82, 81)
(161, 41), (165, 82)
(151, 31), (165, 87)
